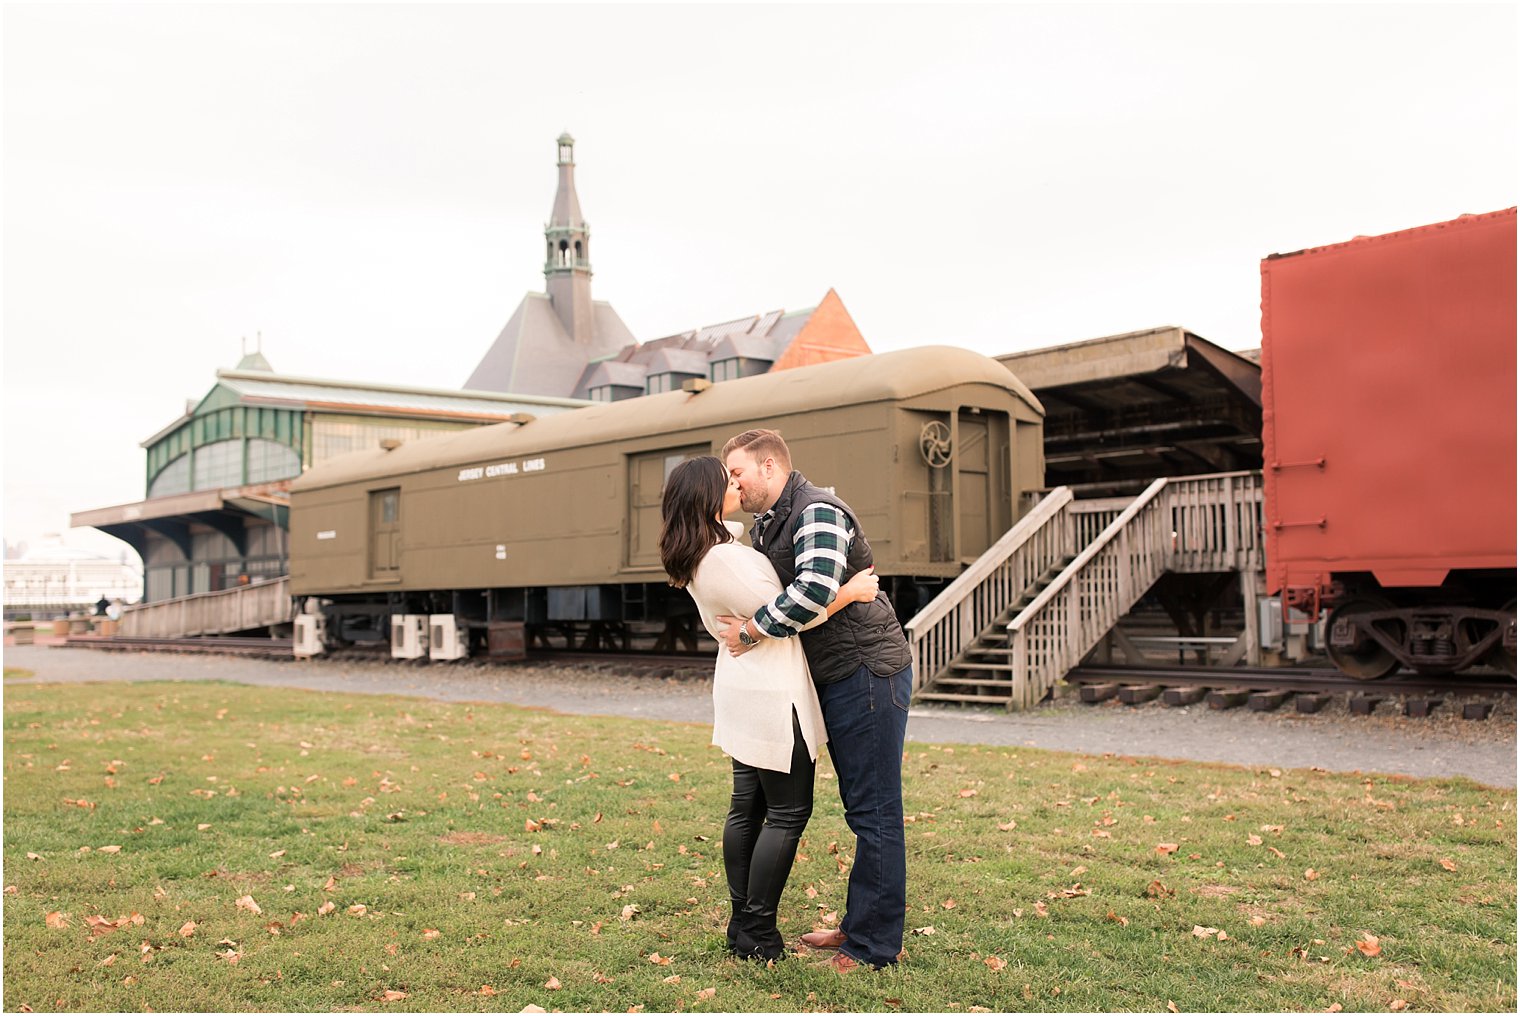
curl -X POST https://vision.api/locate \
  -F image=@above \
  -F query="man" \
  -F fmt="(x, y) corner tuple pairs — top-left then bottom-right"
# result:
(715, 428), (912, 972)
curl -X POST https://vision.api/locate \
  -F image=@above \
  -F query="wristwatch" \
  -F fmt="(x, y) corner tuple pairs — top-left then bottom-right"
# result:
(737, 621), (756, 647)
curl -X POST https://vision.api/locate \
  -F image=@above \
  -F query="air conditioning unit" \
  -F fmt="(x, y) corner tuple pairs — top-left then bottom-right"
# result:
(390, 614), (428, 660)
(429, 614), (468, 661)
(293, 614), (325, 658)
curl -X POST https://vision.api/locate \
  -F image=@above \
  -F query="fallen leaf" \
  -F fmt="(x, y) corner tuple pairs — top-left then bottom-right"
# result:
(422, 928), (440, 940)
(998, 819), (1017, 831)
(1106, 910), (1129, 926)
(942, 898), (957, 910)
(1324, 1005), (1342, 1013)
(348, 904), (368, 916)
(1438, 858), (1457, 872)
(478, 985), (496, 996)
(1145, 879), (1174, 898)
(620, 904), (640, 920)
(97, 845), (122, 854)
(45, 911), (70, 929)
(379, 990), (407, 1002)
(959, 789), (977, 798)
(1167, 1003), (1179, 1013)
(1249, 916), (1266, 927)
(1156, 843), (1179, 855)
(648, 952), (672, 965)
(235, 895), (262, 914)
(318, 900), (336, 915)
(1191, 925), (1221, 939)
(1304, 868), (1320, 881)
(544, 976), (562, 990)
(522, 1007), (547, 1014)
(662, 974), (681, 985)
(697, 988), (716, 1000)
(1390, 1001), (1407, 1011)
(912, 926), (936, 935)
(1247, 835), (1263, 846)
(1033, 901), (1049, 918)
(98, 953), (117, 967)
(984, 955), (1007, 971)
(1266, 846), (1286, 859)
(268, 849), (285, 859)
(178, 921), (197, 938)
(1356, 934), (1381, 957)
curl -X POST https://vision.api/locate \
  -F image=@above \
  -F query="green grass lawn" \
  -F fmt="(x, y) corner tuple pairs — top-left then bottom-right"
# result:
(4, 680), (1514, 1013)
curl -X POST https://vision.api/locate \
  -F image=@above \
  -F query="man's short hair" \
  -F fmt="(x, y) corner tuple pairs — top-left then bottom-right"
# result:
(722, 429), (792, 470)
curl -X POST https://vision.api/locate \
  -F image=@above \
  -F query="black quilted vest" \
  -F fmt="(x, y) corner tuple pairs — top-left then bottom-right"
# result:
(751, 472), (912, 686)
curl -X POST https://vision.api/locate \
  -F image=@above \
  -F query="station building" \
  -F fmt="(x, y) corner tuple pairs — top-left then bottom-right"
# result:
(999, 325), (1263, 498)
(463, 134), (873, 401)
(71, 352), (586, 603)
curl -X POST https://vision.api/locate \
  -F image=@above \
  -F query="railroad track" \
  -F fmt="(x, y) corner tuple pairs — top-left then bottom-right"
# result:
(62, 635), (294, 659)
(61, 636), (711, 672)
(1065, 664), (1514, 718)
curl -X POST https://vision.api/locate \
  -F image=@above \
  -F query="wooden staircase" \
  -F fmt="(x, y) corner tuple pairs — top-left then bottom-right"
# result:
(906, 472), (1264, 710)
(914, 557), (1071, 704)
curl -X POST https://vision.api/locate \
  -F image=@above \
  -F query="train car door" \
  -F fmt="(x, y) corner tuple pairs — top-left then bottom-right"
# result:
(369, 487), (401, 580)
(627, 446), (708, 568)
(956, 410), (1010, 561)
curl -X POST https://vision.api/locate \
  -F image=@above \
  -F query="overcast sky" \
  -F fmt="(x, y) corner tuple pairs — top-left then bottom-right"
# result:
(4, 3), (1515, 562)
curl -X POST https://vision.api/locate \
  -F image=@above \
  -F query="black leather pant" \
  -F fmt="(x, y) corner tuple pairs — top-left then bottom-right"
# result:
(723, 710), (815, 960)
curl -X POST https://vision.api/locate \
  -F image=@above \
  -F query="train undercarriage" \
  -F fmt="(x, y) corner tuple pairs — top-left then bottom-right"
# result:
(1318, 572), (1516, 679)
(291, 576), (938, 661)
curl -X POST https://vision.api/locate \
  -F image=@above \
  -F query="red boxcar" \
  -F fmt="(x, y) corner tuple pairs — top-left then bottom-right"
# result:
(1261, 208), (1517, 678)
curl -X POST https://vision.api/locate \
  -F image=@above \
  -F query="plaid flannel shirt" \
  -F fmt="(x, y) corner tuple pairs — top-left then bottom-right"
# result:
(752, 502), (855, 639)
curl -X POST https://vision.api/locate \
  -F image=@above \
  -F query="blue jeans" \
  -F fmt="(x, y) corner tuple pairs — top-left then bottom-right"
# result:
(816, 662), (911, 968)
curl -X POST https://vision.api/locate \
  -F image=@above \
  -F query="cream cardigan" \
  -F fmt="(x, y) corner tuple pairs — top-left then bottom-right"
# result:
(686, 522), (828, 773)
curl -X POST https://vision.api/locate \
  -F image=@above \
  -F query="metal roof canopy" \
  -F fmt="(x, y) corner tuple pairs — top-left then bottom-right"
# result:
(71, 482), (292, 559)
(998, 326), (1262, 496)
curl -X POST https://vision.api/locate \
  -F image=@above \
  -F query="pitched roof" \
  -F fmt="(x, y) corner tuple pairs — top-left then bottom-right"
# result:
(464, 292), (634, 396)
(145, 368), (590, 447)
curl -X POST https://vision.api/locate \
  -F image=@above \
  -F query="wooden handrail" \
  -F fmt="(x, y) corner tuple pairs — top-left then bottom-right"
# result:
(1008, 477), (1168, 633)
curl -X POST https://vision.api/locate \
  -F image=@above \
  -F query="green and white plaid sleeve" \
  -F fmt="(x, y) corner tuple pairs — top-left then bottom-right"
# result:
(754, 503), (854, 639)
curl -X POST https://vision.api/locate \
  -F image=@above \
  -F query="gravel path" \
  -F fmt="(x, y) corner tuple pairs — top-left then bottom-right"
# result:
(5, 646), (1515, 788)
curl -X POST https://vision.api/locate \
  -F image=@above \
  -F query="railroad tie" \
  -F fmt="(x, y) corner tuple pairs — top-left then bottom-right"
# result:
(1205, 689), (1250, 710)
(1161, 686), (1208, 707)
(1294, 693), (1331, 714)
(1348, 695), (1384, 716)
(1117, 684), (1163, 705)
(1247, 690), (1292, 712)
(1402, 697), (1443, 719)
(1079, 682), (1120, 704)
(1462, 702), (1495, 721)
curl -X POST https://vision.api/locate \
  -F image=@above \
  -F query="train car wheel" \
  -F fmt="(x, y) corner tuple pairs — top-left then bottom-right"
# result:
(1488, 598), (1517, 676)
(1326, 596), (1401, 680)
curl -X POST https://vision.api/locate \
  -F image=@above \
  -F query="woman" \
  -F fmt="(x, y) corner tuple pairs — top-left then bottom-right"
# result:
(659, 456), (880, 961)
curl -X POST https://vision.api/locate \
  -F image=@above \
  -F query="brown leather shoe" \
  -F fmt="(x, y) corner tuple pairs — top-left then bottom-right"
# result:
(799, 928), (847, 950)
(824, 952), (860, 973)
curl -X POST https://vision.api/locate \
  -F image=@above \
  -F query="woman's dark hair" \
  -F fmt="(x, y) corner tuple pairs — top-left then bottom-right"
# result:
(660, 456), (731, 588)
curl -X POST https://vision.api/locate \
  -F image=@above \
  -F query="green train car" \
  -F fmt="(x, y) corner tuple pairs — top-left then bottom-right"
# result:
(287, 345), (1044, 658)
